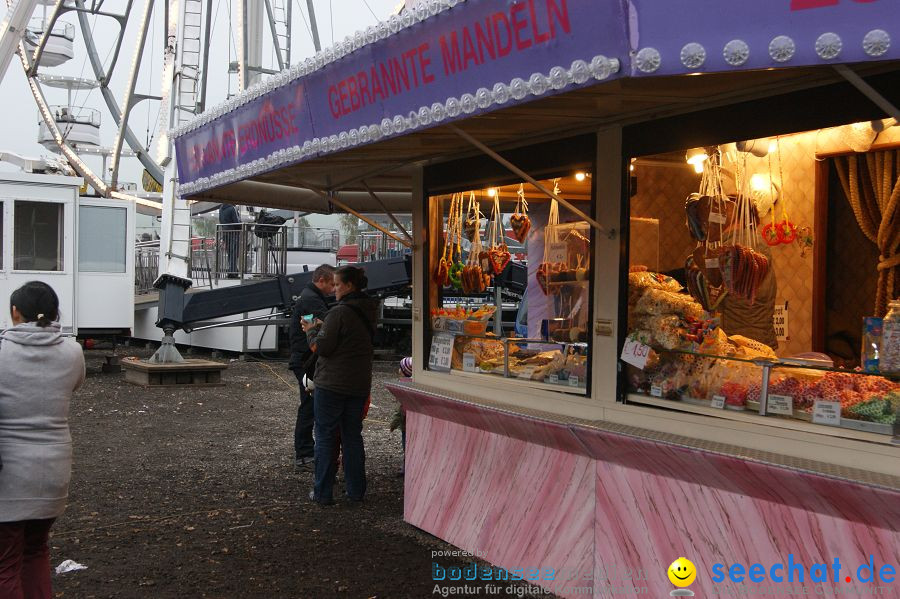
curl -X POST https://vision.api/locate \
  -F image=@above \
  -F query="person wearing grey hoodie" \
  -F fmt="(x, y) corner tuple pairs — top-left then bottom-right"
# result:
(0, 282), (85, 598)
(302, 265), (378, 505)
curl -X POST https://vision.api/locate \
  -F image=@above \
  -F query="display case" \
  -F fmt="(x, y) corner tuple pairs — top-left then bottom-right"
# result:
(425, 174), (595, 396)
(625, 346), (899, 437)
(448, 334), (589, 392)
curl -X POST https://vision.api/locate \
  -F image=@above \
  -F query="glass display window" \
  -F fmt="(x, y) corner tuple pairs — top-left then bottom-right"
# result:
(425, 175), (594, 395)
(622, 129), (900, 440)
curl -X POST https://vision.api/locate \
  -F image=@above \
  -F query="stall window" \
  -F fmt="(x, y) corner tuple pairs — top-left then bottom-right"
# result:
(14, 201), (63, 271)
(623, 128), (899, 439)
(425, 175), (594, 395)
(79, 205), (127, 273)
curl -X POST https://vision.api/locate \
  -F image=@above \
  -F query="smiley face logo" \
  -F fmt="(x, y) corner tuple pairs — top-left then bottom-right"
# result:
(668, 557), (697, 587)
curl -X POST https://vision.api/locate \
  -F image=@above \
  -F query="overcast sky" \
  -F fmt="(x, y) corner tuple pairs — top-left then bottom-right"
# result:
(0, 0), (400, 227)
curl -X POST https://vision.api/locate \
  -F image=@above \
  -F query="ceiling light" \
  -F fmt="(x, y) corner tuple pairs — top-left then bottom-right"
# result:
(685, 147), (708, 170)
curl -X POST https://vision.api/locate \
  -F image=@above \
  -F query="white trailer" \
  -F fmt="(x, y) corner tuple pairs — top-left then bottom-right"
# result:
(0, 171), (134, 334)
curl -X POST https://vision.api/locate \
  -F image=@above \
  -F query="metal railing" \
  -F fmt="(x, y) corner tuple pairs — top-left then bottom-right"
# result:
(357, 231), (410, 262)
(134, 240), (160, 295)
(27, 19), (75, 41)
(284, 226), (340, 251)
(214, 222), (287, 280)
(135, 224), (291, 293)
(46, 105), (101, 127)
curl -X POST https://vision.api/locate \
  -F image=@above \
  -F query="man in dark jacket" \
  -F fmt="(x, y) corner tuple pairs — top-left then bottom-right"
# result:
(218, 203), (242, 278)
(288, 264), (335, 469)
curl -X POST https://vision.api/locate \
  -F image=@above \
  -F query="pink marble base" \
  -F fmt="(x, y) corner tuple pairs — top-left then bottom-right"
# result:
(387, 383), (900, 599)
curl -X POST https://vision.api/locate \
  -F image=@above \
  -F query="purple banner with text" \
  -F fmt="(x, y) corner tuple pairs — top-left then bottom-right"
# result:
(174, 0), (899, 193)
(175, 0), (628, 188)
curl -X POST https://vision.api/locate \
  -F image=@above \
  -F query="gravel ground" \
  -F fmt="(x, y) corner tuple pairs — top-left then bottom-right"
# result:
(49, 346), (557, 599)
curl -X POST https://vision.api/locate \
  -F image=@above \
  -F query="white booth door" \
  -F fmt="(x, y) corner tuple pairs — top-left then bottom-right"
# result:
(0, 198), (76, 332)
(76, 199), (135, 331)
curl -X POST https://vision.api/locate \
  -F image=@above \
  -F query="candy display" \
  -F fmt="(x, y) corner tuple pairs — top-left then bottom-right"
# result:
(719, 244), (770, 303)
(626, 267), (899, 432)
(486, 195), (511, 275)
(509, 183), (531, 242)
(461, 195), (490, 294)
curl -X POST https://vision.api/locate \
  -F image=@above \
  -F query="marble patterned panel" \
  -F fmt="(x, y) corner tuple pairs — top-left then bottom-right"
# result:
(390, 385), (900, 599)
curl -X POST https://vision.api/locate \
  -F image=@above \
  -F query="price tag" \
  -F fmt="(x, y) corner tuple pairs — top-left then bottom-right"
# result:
(462, 353), (476, 373)
(620, 338), (651, 370)
(547, 242), (568, 264)
(428, 333), (454, 372)
(705, 258), (719, 270)
(650, 385), (663, 397)
(517, 365), (537, 380)
(812, 400), (841, 426)
(548, 374), (559, 384)
(767, 394), (793, 416)
(568, 375), (580, 387)
(709, 211), (727, 224)
(710, 395), (726, 409)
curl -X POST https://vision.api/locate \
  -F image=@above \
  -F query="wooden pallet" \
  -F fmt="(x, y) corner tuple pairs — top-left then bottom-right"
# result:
(122, 358), (227, 387)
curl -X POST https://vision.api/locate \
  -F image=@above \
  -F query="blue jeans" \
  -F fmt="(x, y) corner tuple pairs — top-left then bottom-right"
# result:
(313, 387), (367, 502)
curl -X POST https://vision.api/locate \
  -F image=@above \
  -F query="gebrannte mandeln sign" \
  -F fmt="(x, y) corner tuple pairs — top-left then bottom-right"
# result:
(173, 0), (899, 194)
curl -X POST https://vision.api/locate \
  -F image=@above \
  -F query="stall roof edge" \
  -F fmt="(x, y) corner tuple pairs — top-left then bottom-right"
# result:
(181, 63), (900, 214)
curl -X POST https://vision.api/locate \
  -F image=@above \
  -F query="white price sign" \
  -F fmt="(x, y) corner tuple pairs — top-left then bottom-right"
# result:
(548, 374), (559, 384)
(767, 394), (794, 416)
(463, 353), (476, 373)
(705, 258), (720, 270)
(547, 242), (568, 264)
(812, 400), (841, 426)
(428, 333), (455, 372)
(709, 211), (727, 224)
(568, 375), (580, 387)
(773, 302), (789, 342)
(517, 365), (537, 380)
(620, 338), (652, 370)
(650, 385), (663, 397)
(710, 395), (726, 409)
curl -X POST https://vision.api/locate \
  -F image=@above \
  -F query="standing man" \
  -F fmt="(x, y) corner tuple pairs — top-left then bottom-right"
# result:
(218, 203), (242, 278)
(288, 264), (335, 470)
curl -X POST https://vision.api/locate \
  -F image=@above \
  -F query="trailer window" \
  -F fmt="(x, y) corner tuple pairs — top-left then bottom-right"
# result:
(79, 205), (127, 273)
(14, 201), (63, 271)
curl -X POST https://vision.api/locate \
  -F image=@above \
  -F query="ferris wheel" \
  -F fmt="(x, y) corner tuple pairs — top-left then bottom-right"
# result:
(8, 0), (375, 204)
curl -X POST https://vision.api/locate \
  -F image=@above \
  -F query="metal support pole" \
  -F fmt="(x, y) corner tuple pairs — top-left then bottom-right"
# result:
(493, 285), (502, 335)
(362, 181), (413, 243)
(758, 362), (772, 416)
(834, 64), (900, 121)
(198, 0), (213, 112)
(448, 125), (604, 232)
(305, 0), (321, 52)
(262, 0), (284, 70)
(109, 0), (155, 190)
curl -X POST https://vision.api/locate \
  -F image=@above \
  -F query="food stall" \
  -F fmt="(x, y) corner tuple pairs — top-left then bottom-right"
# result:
(172, 1), (900, 596)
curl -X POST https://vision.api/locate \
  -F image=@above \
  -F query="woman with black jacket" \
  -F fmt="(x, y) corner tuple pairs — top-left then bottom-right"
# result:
(302, 266), (377, 505)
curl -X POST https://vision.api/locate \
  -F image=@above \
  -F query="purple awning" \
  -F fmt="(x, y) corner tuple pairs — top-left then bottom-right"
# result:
(173, 0), (899, 196)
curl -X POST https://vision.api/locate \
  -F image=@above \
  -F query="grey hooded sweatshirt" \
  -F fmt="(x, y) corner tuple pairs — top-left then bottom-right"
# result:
(0, 323), (85, 522)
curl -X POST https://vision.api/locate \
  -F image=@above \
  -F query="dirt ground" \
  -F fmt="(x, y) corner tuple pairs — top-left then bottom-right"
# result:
(49, 346), (557, 599)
